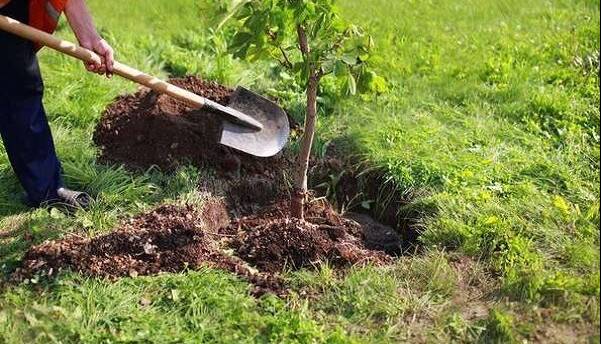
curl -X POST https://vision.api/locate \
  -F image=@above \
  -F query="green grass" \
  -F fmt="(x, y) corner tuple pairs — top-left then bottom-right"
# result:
(1, 0), (599, 342)
(337, 0), (600, 304)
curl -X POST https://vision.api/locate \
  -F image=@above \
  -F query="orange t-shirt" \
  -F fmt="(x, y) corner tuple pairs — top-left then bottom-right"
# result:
(1, 0), (68, 34)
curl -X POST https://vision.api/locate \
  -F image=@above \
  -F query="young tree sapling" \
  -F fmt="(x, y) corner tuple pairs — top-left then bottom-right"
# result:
(228, 0), (386, 219)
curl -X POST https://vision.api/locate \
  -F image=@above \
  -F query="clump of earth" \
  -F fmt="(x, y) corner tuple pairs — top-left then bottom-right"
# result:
(13, 76), (404, 295)
(227, 199), (392, 273)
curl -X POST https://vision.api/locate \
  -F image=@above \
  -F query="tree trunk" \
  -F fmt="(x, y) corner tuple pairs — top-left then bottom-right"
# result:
(290, 73), (319, 219)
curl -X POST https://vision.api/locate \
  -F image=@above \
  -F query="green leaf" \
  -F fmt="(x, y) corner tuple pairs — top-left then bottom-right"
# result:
(359, 53), (370, 62)
(346, 71), (357, 95)
(367, 35), (375, 49)
(293, 62), (305, 74)
(306, 2), (316, 15)
(81, 217), (94, 229)
(370, 74), (388, 93)
(300, 62), (310, 83)
(342, 54), (358, 65)
(49, 207), (64, 220)
(333, 60), (347, 77)
(358, 70), (388, 94)
(311, 12), (327, 38)
(230, 32), (253, 51)
(321, 58), (336, 74)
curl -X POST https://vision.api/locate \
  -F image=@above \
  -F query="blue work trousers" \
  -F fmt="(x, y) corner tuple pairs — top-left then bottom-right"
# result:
(1, 0), (63, 206)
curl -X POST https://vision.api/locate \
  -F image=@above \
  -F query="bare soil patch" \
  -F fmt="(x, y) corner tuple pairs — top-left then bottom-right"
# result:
(14, 198), (391, 295)
(13, 76), (414, 295)
(13, 201), (284, 296)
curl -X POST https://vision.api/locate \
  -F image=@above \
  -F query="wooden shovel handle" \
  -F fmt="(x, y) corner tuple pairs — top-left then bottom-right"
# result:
(0, 14), (209, 108)
(1, 14), (265, 130)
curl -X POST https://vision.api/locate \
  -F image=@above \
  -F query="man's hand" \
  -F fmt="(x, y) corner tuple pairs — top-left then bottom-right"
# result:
(80, 38), (114, 76)
(64, 0), (114, 77)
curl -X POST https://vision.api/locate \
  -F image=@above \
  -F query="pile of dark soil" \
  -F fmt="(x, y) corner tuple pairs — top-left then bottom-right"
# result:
(13, 202), (284, 296)
(93, 76), (287, 175)
(227, 199), (392, 273)
(14, 199), (392, 293)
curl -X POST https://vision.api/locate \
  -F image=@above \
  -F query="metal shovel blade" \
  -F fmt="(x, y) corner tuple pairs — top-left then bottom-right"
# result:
(220, 87), (290, 157)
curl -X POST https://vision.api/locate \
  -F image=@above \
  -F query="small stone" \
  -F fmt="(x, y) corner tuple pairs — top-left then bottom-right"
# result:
(143, 243), (157, 255)
(139, 297), (152, 307)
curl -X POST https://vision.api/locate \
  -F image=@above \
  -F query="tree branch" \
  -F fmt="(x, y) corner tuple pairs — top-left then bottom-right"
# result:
(296, 24), (310, 56)
(278, 46), (294, 69)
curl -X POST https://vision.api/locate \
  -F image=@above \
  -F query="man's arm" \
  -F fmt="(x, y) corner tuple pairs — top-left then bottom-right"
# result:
(64, 0), (113, 76)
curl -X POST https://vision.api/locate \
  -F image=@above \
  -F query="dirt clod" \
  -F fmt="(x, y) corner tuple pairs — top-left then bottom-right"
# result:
(346, 212), (403, 255)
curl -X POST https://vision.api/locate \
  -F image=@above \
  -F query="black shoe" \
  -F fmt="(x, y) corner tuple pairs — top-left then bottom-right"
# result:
(22, 188), (92, 210)
(53, 187), (92, 209)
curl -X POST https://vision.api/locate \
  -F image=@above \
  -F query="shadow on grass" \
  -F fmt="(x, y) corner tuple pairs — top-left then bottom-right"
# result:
(0, 168), (29, 218)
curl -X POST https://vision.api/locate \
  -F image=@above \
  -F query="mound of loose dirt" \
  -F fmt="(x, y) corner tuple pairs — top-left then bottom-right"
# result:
(227, 199), (392, 273)
(14, 198), (392, 294)
(93, 76), (288, 175)
(13, 202), (284, 297)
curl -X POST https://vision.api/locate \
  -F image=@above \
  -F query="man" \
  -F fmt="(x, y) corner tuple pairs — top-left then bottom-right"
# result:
(0, 0), (114, 208)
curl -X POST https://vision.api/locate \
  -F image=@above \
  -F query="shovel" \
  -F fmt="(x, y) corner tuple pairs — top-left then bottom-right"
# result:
(0, 15), (289, 157)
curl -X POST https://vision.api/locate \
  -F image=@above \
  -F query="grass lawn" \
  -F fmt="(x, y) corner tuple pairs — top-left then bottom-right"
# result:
(1, 0), (599, 342)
